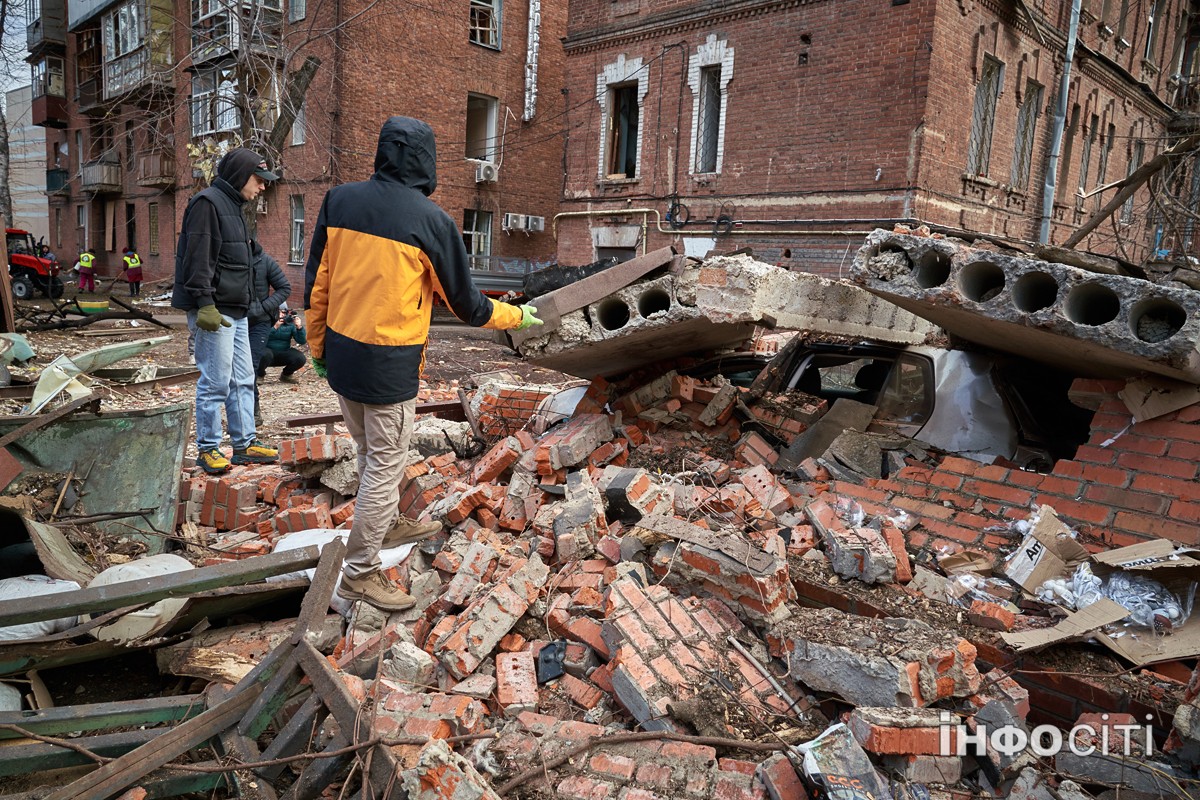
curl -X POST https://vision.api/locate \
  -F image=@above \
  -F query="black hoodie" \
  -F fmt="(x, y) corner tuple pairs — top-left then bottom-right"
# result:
(303, 117), (522, 404)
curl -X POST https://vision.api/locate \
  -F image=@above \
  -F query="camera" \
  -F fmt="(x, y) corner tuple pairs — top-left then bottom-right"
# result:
(283, 309), (297, 321)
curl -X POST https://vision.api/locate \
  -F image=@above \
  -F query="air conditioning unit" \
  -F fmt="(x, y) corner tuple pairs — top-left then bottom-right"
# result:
(475, 161), (499, 183)
(525, 215), (545, 233)
(502, 213), (526, 231)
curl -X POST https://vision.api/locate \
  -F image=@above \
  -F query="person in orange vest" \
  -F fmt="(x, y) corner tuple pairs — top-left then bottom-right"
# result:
(121, 247), (143, 297)
(75, 249), (96, 293)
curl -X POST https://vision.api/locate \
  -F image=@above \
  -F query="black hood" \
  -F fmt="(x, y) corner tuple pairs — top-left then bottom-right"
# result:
(372, 117), (437, 196)
(217, 148), (264, 195)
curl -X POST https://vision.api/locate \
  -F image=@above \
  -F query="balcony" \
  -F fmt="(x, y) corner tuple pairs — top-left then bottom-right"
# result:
(104, 47), (172, 102)
(46, 169), (69, 194)
(76, 77), (104, 115)
(31, 93), (68, 129)
(137, 151), (175, 187)
(81, 160), (121, 193)
(27, 16), (67, 53)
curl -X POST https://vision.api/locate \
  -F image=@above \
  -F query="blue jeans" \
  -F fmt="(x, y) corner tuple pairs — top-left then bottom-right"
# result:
(189, 310), (256, 452)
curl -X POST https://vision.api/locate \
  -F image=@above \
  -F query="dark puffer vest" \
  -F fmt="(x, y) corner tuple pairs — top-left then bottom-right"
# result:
(171, 178), (253, 317)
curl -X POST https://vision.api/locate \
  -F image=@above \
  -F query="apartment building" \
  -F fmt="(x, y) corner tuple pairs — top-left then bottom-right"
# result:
(557, 0), (1195, 276)
(6, 85), (49, 243)
(27, 0), (567, 285)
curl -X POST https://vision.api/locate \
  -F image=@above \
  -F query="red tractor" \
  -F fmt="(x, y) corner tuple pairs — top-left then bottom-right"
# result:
(7, 228), (63, 300)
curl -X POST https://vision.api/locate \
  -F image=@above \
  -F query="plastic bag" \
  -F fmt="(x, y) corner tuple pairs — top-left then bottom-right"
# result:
(1037, 562), (1196, 632)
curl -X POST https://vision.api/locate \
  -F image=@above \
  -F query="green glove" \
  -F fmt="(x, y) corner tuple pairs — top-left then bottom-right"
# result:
(516, 305), (543, 331)
(312, 358), (328, 379)
(195, 305), (230, 332)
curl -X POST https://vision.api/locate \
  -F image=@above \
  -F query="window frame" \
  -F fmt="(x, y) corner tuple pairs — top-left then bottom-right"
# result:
(1078, 114), (1099, 193)
(462, 209), (493, 270)
(1121, 140), (1145, 224)
(102, 0), (144, 62)
(289, 194), (305, 263)
(695, 66), (722, 174)
(468, 0), (501, 50)
(31, 56), (66, 99)
(606, 83), (639, 179)
(465, 93), (498, 162)
(290, 99), (306, 146)
(966, 55), (1005, 178)
(288, 0), (306, 22)
(1009, 80), (1043, 190)
(190, 64), (240, 138)
(148, 201), (159, 254)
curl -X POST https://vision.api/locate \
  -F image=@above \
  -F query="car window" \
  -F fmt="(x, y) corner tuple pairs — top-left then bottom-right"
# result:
(876, 354), (932, 425)
(790, 352), (933, 427)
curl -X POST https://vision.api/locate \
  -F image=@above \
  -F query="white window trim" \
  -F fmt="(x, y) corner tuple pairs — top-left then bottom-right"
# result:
(469, 0), (501, 49)
(289, 195), (305, 263)
(465, 93), (499, 162)
(595, 54), (649, 181)
(687, 34), (734, 176)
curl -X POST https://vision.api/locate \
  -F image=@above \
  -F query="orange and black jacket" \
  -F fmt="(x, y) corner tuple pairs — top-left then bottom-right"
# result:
(304, 116), (522, 405)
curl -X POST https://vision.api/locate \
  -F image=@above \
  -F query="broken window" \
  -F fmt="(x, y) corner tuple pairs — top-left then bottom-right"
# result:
(1097, 122), (1115, 185)
(190, 66), (239, 137)
(694, 66), (722, 174)
(1009, 80), (1043, 189)
(1078, 114), (1098, 193)
(469, 0), (500, 49)
(607, 83), (639, 179)
(1144, 0), (1161, 62)
(465, 93), (498, 162)
(463, 209), (492, 270)
(966, 56), (1004, 178)
(1121, 140), (1144, 223)
(290, 195), (305, 263)
(291, 99), (306, 146)
(31, 57), (65, 99)
(288, 0), (305, 22)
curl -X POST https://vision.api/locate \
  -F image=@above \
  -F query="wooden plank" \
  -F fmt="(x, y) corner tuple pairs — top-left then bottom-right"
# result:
(295, 640), (403, 799)
(255, 692), (322, 782)
(0, 765), (227, 800)
(0, 694), (203, 740)
(0, 545), (321, 628)
(211, 684), (278, 800)
(0, 729), (159, 777)
(42, 685), (262, 800)
(292, 539), (346, 645)
(283, 400), (466, 429)
(277, 732), (352, 800)
(237, 650), (303, 741)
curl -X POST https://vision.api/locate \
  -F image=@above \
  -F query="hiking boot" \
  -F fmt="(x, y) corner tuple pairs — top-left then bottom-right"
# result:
(336, 570), (416, 611)
(232, 439), (279, 465)
(280, 372), (299, 384)
(382, 517), (443, 549)
(197, 448), (231, 474)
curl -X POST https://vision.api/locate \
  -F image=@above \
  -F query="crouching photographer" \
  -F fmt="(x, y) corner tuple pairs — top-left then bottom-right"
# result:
(259, 305), (308, 383)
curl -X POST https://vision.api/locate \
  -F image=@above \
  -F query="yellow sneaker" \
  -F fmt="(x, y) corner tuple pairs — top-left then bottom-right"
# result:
(197, 448), (231, 474)
(232, 439), (279, 465)
(336, 571), (416, 611)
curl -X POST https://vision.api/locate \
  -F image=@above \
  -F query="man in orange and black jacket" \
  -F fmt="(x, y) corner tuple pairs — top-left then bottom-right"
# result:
(304, 116), (541, 612)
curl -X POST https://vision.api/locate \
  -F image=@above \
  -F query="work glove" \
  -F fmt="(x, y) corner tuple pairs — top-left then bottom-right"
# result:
(196, 305), (230, 332)
(516, 305), (543, 331)
(312, 358), (328, 379)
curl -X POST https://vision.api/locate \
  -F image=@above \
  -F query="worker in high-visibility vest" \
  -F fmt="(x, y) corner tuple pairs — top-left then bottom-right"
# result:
(121, 247), (144, 297)
(75, 249), (96, 293)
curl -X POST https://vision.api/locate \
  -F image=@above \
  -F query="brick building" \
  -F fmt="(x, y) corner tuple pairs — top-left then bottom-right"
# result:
(26, 0), (567, 287)
(558, 0), (1196, 275)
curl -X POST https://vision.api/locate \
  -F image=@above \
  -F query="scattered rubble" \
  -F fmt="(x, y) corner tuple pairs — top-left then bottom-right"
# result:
(3, 246), (1200, 798)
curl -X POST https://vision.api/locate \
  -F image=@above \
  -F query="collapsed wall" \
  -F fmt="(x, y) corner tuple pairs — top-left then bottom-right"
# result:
(851, 229), (1200, 383)
(516, 253), (937, 379)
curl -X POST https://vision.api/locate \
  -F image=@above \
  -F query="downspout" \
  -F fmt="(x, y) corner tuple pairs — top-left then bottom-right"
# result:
(523, 0), (542, 122)
(1039, 0), (1083, 244)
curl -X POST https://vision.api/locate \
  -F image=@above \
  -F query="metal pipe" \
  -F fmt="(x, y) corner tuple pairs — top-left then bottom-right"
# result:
(523, 0), (542, 122)
(1039, 0), (1083, 243)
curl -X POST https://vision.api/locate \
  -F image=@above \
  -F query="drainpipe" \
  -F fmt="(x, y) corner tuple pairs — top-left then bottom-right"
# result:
(1039, 0), (1083, 244)
(523, 0), (542, 122)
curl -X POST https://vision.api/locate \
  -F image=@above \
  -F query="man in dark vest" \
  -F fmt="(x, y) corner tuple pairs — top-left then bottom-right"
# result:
(172, 148), (281, 474)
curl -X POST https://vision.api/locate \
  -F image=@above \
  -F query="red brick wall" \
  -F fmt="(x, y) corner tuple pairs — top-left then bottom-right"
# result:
(557, 0), (1177, 271)
(832, 378), (1200, 554)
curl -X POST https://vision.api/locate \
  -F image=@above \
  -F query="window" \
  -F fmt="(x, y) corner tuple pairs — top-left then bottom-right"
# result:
(1097, 123), (1116, 184)
(190, 66), (239, 137)
(462, 209), (492, 270)
(74, 131), (82, 171)
(125, 120), (135, 167)
(1144, 1), (1161, 62)
(1117, 0), (1131, 40)
(469, 0), (500, 49)
(1121, 140), (1145, 223)
(289, 195), (305, 263)
(1009, 80), (1043, 189)
(148, 202), (159, 254)
(688, 35), (733, 175)
(54, 208), (62, 249)
(694, 67), (722, 173)
(607, 84), (639, 178)
(31, 57), (65, 98)
(125, 203), (136, 252)
(966, 56), (1004, 178)
(288, 0), (305, 22)
(291, 100), (306, 146)
(27, 0), (42, 25)
(103, 0), (143, 60)
(1079, 114), (1098, 192)
(465, 93), (498, 161)
(76, 204), (86, 234)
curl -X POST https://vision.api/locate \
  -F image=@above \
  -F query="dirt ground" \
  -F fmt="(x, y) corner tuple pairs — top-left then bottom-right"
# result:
(9, 285), (574, 456)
